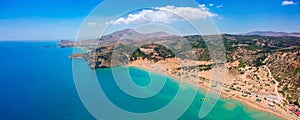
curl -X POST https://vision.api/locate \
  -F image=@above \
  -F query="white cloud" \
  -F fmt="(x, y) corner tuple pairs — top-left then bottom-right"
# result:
(216, 5), (223, 8)
(282, 1), (297, 6)
(110, 9), (179, 24)
(209, 4), (214, 7)
(109, 5), (218, 25)
(198, 4), (207, 10)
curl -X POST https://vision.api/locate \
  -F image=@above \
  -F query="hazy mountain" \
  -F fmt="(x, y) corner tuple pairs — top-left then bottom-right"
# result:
(246, 31), (300, 37)
(58, 29), (171, 47)
(99, 29), (170, 41)
(290, 32), (300, 37)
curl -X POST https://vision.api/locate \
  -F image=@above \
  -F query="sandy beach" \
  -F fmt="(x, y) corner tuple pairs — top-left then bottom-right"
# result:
(128, 58), (299, 120)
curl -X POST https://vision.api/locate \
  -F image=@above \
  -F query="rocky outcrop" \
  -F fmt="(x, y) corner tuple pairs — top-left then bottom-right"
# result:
(58, 40), (75, 48)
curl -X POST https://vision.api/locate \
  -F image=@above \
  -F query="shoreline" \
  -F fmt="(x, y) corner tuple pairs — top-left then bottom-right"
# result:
(127, 59), (298, 120)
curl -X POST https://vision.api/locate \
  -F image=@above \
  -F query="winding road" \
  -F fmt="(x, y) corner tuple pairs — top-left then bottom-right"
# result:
(263, 55), (282, 103)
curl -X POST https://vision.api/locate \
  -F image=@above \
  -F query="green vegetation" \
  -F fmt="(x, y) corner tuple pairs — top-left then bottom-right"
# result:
(238, 60), (246, 68)
(176, 64), (212, 71)
(131, 43), (175, 62)
(130, 48), (147, 61)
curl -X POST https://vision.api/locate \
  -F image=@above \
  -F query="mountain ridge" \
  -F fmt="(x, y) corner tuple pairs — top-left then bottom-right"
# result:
(99, 29), (171, 41)
(245, 31), (300, 37)
(58, 29), (171, 48)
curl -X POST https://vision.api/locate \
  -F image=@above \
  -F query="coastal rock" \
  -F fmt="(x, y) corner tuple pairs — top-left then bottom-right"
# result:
(68, 53), (86, 59)
(58, 40), (75, 48)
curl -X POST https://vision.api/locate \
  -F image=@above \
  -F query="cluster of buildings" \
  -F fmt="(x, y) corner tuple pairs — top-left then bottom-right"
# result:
(288, 106), (300, 117)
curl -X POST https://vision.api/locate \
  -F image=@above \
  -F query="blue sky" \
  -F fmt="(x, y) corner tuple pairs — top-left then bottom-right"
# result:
(0, 0), (299, 40)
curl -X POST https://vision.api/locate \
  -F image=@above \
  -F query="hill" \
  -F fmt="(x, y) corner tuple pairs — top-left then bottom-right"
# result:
(61, 29), (300, 107)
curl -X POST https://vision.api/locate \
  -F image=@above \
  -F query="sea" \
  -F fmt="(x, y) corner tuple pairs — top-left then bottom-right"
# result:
(0, 41), (283, 120)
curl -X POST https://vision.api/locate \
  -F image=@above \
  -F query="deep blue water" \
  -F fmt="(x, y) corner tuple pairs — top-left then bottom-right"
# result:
(0, 41), (282, 120)
(0, 41), (94, 119)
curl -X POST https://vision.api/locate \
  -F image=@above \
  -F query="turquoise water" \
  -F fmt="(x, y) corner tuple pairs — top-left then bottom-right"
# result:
(0, 41), (282, 120)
